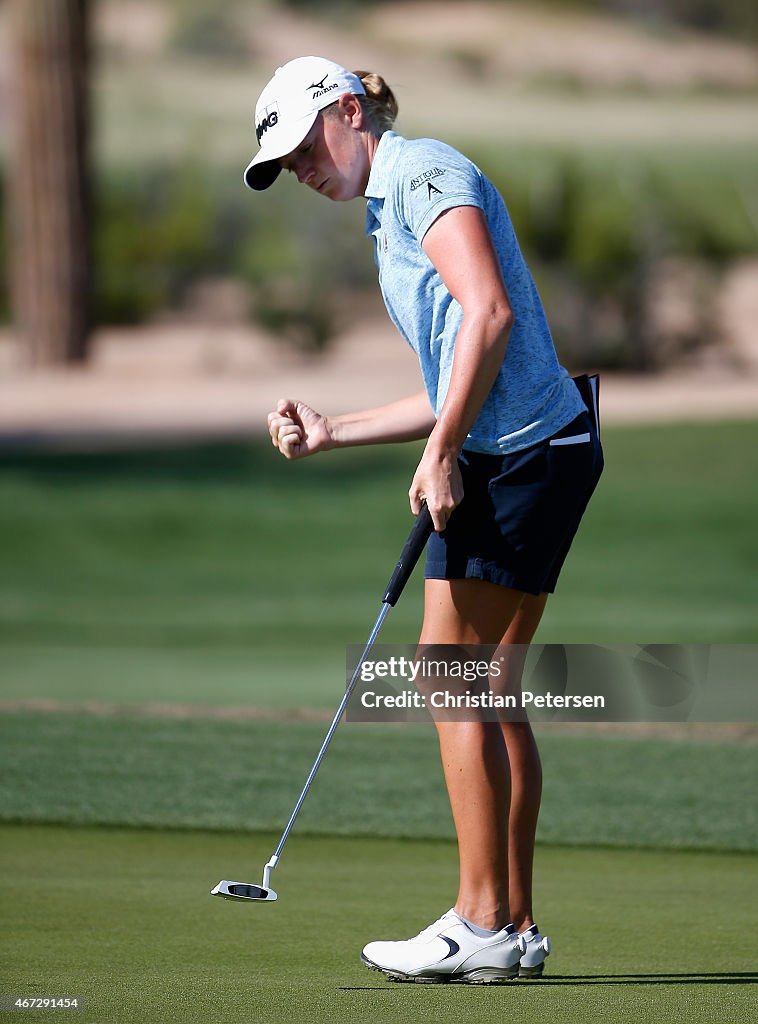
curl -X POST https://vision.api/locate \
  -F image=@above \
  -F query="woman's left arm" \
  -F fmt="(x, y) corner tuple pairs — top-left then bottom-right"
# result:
(410, 205), (514, 531)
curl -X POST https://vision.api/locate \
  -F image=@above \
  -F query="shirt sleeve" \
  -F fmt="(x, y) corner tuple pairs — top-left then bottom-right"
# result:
(395, 141), (485, 244)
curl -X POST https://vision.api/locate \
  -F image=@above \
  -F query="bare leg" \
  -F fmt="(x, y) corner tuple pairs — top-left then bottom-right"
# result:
(420, 578), (525, 931)
(500, 593), (549, 931)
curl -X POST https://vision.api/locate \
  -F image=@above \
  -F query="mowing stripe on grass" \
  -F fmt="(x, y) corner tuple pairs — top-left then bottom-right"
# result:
(1, 424), (757, 692)
(1, 711), (755, 852)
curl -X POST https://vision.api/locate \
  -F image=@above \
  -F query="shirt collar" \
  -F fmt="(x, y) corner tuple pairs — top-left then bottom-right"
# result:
(364, 130), (402, 200)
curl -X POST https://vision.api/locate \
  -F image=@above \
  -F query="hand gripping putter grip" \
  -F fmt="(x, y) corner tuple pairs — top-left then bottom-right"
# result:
(211, 504), (435, 903)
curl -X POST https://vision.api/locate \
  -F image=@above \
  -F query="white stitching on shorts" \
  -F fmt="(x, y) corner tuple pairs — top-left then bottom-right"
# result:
(549, 433), (591, 447)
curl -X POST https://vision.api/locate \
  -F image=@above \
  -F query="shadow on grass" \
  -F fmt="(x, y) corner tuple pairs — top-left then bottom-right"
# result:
(528, 971), (758, 986)
(339, 971), (758, 989)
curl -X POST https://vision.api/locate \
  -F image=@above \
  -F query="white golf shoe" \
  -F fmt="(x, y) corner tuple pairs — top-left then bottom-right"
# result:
(361, 909), (526, 984)
(518, 923), (551, 978)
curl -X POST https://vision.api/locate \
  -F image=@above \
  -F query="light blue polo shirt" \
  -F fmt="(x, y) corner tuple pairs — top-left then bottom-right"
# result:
(364, 131), (585, 454)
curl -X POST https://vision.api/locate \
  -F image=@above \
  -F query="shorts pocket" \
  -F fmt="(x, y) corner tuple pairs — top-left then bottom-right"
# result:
(547, 432), (597, 486)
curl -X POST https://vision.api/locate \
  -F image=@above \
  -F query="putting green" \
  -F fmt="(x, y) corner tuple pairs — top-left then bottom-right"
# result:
(1, 826), (756, 1024)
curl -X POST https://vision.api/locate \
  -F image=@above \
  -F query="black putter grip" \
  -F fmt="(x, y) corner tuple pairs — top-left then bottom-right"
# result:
(382, 504), (435, 606)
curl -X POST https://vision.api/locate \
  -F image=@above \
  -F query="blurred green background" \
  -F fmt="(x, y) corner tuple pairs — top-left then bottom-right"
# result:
(1, 422), (757, 713)
(3, 0), (758, 366)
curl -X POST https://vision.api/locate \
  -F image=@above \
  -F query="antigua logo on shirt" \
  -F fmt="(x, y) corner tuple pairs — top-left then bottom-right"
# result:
(427, 181), (443, 199)
(409, 167), (446, 191)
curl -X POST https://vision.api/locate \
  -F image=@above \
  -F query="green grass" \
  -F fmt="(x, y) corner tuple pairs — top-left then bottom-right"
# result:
(1, 826), (756, 1024)
(1, 712), (755, 852)
(1, 422), (757, 714)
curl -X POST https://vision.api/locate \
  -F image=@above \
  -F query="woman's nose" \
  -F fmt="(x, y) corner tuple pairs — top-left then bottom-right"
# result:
(295, 163), (314, 185)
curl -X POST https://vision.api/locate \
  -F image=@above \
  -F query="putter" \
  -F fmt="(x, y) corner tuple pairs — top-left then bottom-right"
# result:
(211, 503), (434, 903)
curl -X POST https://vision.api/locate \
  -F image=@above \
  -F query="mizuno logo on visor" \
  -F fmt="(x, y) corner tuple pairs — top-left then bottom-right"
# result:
(311, 81), (339, 99)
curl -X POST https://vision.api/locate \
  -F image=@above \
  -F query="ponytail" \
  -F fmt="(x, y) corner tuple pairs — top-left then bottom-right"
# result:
(354, 70), (398, 134)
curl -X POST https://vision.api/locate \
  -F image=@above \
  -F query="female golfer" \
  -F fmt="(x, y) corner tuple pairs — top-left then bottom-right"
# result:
(252, 56), (603, 983)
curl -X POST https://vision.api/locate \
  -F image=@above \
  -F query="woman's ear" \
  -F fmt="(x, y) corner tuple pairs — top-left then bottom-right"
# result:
(338, 92), (364, 128)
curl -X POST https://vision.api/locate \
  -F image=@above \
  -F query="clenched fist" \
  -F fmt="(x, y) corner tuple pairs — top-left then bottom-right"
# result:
(267, 399), (333, 459)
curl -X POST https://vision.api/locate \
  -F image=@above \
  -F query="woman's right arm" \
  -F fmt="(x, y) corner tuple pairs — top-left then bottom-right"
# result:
(267, 390), (436, 460)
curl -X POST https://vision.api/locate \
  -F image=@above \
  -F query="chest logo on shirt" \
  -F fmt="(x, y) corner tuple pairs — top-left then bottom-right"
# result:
(409, 167), (446, 191)
(427, 181), (443, 198)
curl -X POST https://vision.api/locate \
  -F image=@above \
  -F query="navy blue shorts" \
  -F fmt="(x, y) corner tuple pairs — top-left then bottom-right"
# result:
(425, 411), (604, 596)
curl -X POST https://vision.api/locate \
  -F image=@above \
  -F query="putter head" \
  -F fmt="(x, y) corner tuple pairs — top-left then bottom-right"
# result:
(211, 879), (278, 902)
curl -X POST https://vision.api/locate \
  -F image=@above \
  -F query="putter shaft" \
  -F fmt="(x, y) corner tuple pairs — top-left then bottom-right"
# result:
(212, 505), (433, 902)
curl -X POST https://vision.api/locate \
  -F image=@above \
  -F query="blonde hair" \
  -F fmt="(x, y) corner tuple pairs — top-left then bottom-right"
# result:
(354, 71), (398, 134)
(323, 71), (398, 135)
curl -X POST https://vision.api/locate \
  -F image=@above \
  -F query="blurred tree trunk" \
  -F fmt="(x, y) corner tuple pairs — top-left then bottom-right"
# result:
(8, 0), (92, 366)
